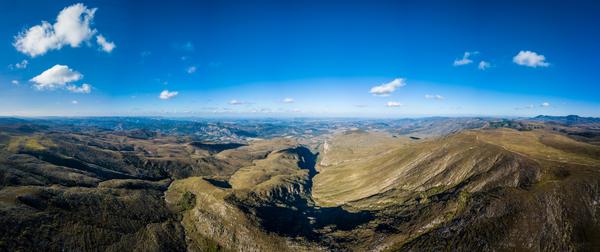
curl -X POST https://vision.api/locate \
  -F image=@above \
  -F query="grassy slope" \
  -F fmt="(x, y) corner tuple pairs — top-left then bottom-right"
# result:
(311, 128), (600, 251)
(314, 131), (510, 208)
(313, 128), (599, 209)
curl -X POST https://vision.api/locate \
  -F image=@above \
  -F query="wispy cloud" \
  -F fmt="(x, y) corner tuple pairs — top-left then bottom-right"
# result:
(282, 97), (294, 103)
(453, 51), (477, 66)
(11, 80), (19, 85)
(13, 3), (114, 57)
(209, 62), (222, 68)
(425, 94), (444, 100)
(139, 51), (151, 63)
(174, 41), (194, 52)
(386, 101), (403, 107)
(541, 102), (550, 107)
(159, 90), (178, 100)
(96, 35), (115, 52)
(186, 66), (197, 74)
(66, 83), (92, 94)
(513, 51), (549, 67)
(9, 59), (28, 69)
(370, 78), (406, 96)
(182, 41), (194, 51)
(478, 61), (491, 70)
(154, 78), (169, 85)
(257, 108), (272, 113)
(229, 99), (246, 105)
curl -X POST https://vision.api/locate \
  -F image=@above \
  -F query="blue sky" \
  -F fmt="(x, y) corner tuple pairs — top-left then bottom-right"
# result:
(0, 0), (599, 117)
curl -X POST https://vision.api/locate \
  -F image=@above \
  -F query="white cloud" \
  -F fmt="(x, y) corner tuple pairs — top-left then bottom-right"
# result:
(282, 97), (294, 103)
(386, 101), (403, 107)
(159, 90), (178, 100)
(478, 61), (491, 70)
(30, 64), (83, 90)
(11, 80), (19, 85)
(453, 51), (477, 66)
(229, 99), (245, 105)
(425, 94), (444, 100)
(71, 100), (78, 104)
(96, 35), (115, 52)
(370, 78), (406, 96)
(66, 83), (92, 93)
(9, 59), (29, 69)
(541, 102), (550, 107)
(13, 3), (114, 57)
(513, 51), (549, 67)
(186, 66), (197, 74)
(16, 59), (28, 69)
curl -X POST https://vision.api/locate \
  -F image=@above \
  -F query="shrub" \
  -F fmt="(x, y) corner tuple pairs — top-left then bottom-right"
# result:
(178, 191), (196, 211)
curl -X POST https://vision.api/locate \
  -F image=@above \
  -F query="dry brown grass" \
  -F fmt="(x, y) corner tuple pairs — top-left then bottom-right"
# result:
(313, 128), (600, 209)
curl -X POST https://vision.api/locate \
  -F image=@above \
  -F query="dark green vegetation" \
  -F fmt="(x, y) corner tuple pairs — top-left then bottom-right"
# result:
(177, 191), (196, 211)
(0, 116), (599, 251)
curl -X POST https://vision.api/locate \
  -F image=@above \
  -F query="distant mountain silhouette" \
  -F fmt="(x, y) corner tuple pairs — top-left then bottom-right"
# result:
(531, 115), (600, 125)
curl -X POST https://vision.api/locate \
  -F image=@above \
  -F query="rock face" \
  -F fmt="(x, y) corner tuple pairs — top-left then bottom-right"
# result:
(0, 120), (599, 251)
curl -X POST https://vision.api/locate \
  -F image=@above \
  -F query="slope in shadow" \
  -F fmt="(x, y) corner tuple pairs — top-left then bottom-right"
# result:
(203, 177), (232, 188)
(253, 202), (374, 239)
(235, 146), (374, 240)
(190, 142), (246, 153)
(21, 150), (137, 180)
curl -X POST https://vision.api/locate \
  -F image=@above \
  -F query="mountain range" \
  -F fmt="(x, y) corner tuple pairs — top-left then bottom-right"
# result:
(0, 115), (599, 251)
